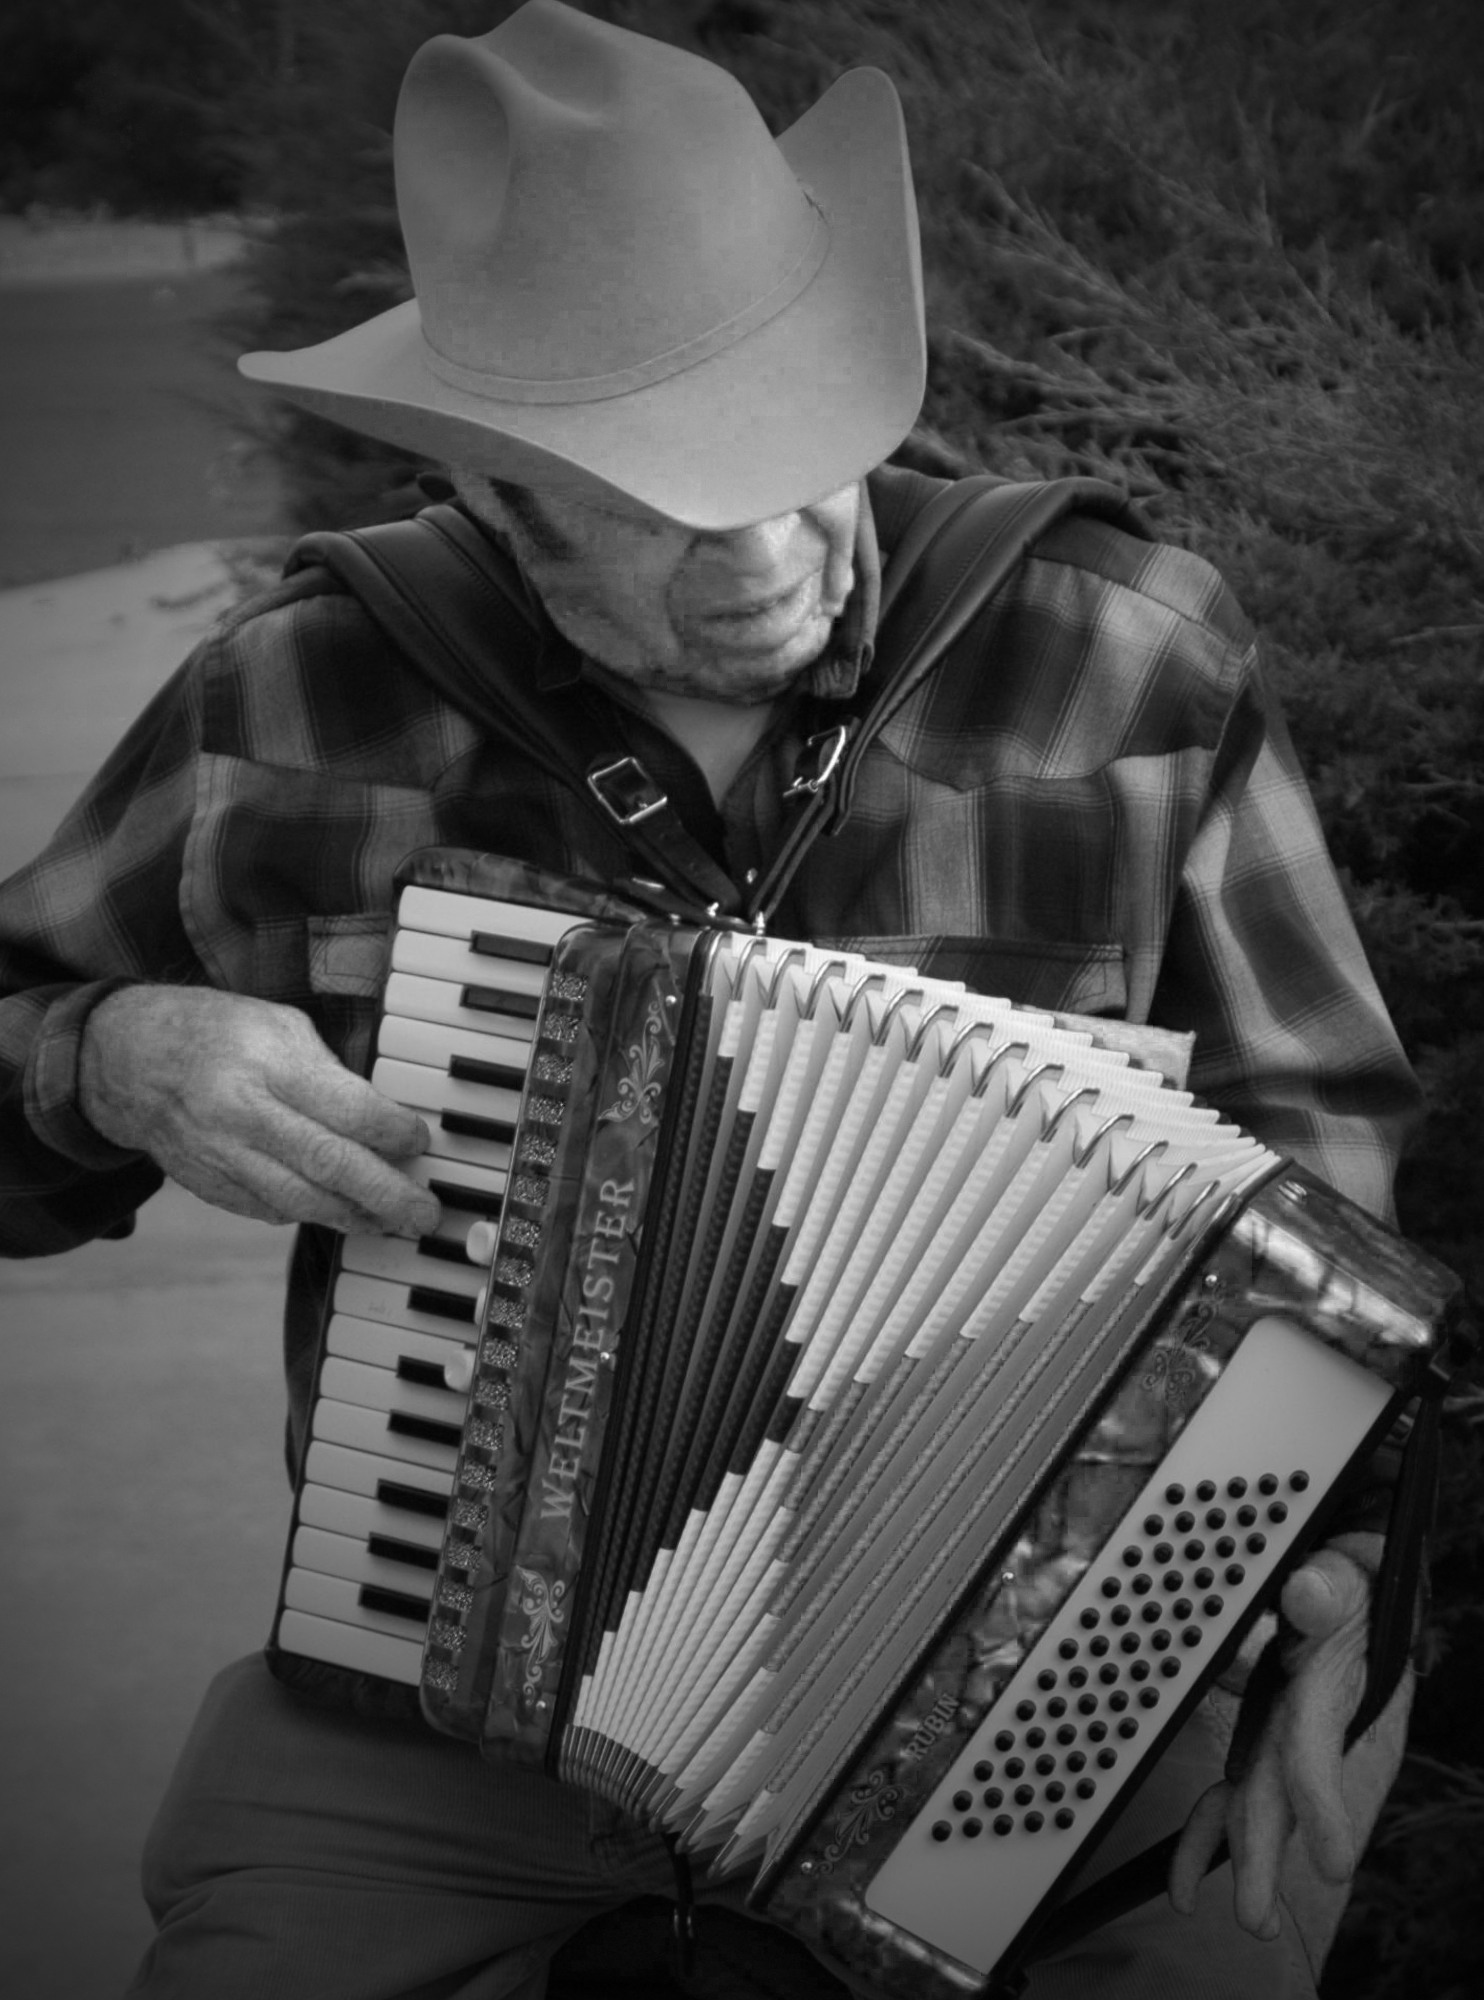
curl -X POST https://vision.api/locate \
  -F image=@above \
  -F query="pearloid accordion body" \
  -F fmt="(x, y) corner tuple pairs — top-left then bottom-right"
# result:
(270, 850), (1459, 1998)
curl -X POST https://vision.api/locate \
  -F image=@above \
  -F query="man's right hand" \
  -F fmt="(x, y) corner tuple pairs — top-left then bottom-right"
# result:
(78, 984), (441, 1238)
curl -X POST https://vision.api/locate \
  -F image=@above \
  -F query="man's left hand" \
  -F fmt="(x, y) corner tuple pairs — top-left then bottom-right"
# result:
(1169, 1530), (1411, 1942)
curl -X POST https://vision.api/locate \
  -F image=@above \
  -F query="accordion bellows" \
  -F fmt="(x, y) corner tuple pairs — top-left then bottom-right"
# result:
(271, 850), (1458, 1998)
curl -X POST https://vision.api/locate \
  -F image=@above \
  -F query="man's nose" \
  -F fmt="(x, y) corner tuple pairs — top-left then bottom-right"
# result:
(692, 511), (805, 575)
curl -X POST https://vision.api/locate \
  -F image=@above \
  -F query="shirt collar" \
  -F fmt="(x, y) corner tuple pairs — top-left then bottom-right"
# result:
(529, 476), (882, 702)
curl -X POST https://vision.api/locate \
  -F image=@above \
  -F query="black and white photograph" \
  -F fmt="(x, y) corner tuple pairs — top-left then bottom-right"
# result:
(1, 5), (1480, 1998)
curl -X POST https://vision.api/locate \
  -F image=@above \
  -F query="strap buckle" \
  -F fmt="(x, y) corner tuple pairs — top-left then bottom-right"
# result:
(586, 754), (669, 827)
(782, 723), (850, 800)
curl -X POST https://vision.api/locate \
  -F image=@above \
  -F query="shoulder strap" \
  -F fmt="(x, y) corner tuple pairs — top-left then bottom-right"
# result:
(287, 507), (743, 915)
(286, 471), (1143, 924)
(748, 471), (1143, 921)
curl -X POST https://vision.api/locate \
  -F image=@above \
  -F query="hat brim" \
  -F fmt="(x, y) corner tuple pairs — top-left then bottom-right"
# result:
(238, 68), (924, 530)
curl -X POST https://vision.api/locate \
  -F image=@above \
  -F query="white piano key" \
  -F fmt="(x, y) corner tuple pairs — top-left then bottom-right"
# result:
(277, 1609), (424, 1686)
(310, 1400), (461, 1475)
(466, 1219), (500, 1264)
(391, 928), (550, 996)
(284, 1565), (433, 1637)
(324, 1313), (476, 1378)
(318, 1354), (469, 1429)
(333, 1269), (481, 1337)
(372, 1056), (523, 1132)
(421, 1121), (514, 1174)
(421, 1205), (491, 1252)
(304, 1437), (455, 1502)
(339, 1236), (486, 1293)
(396, 884), (579, 949)
(376, 1013), (533, 1079)
(293, 1524), (440, 1592)
(405, 1154), (507, 1219)
(384, 970), (537, 1044)
(299, 1482), (446, 1550)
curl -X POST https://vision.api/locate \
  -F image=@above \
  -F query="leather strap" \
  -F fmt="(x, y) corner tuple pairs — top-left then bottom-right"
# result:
(746, 473), (1144, 924)
(288, 508), (745, 916)
(287, 471), (1142, 928)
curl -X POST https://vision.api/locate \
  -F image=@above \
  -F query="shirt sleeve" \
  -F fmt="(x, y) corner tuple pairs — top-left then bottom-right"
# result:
(0, 653), (211, 1255)
(1151, 642), (1421, 1224)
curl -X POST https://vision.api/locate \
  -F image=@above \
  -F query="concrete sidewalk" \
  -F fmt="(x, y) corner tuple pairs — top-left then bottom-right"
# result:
(0, 550), (294, 1999)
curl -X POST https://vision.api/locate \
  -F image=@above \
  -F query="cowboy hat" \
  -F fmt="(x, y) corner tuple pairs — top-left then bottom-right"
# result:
(238, 0), (924, 529)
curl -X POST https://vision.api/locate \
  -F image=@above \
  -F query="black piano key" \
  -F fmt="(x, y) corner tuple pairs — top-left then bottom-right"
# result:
(440, 1110), (517, 1145)
(427, 1178), (503, 1218)
(375, 1476), (452, 1519)
(406, 1284), (478, 1324)
(471, 930), (552, 965)
(461, 984), (541, 1020)
(448, 1053), (529, 1092)
(415, 1232), (476, 1266)
(358, 1583), (434, 1624)
(385, 1406), (465, 1447)
(366, 1532), (440, 1572)
(397, 1355), (455, 1391)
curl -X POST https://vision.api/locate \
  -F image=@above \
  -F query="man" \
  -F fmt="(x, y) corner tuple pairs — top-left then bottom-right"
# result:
(0, 6), (1421, 1997)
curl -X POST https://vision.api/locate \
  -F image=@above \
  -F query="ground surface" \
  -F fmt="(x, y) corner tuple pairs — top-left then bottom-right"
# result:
(0, 220), (293, 1999)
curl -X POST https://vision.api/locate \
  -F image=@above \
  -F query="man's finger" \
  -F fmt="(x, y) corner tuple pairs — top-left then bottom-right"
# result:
(1169, 1781), (1229, 1914)
(271, 1053), (433, 1161)
(1281, 1627), (1370, 1881)
(1226, 1730), (1293, 1937)
(1279, 1546), (1373, 1645)
(180, 1142), (439, 1236)
(260, 1108), (442, 1234)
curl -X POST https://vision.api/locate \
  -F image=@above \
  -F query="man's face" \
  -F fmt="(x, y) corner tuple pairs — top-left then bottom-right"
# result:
(453, 472), (860, 705)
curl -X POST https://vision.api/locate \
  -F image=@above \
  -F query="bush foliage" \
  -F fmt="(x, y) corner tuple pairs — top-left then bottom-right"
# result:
(10, 2), (1482, 1991)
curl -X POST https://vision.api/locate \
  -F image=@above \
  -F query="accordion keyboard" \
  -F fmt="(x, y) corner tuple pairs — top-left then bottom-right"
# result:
(276, 885), (581, 1686)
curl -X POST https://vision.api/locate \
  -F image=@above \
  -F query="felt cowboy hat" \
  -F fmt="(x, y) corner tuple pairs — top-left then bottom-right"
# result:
(238, 0), (925, 530)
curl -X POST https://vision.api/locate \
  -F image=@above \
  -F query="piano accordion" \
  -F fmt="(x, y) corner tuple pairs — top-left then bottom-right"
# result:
(269, 849), (1460, 1998)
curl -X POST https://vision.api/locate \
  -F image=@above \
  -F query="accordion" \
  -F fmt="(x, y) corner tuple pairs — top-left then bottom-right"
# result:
(269, 849), (1460, 1998)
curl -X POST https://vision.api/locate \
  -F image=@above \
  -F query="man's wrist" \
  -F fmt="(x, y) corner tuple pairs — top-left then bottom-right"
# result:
(30, 977), (151, 1169)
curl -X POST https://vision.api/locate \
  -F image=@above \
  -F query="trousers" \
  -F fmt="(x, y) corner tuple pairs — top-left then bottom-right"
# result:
(125, 1655), (1320, 2000)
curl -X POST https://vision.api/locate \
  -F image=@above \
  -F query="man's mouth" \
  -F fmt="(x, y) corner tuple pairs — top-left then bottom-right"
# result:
(692, 574), (817, 634)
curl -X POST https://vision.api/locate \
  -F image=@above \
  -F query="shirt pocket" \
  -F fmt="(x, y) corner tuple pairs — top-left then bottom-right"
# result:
(181, 752), (436, 1001)
(307, 913), (391, 1001)
(306, 914), (390, 1078)
(818, 934), (1129, 1018)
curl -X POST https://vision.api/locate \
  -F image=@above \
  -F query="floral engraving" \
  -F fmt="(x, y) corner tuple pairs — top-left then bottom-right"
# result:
(816, 1768), (901, 1875)
(513, 1566), (567, 1698)
(600, 1001), (670, 1127)
(1143, 1316), (1213, 1411)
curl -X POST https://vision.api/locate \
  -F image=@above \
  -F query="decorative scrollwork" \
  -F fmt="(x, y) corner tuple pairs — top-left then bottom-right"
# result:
(1143, 1322), (1212, 1411)
(815, 1767), (901, 1876)
(513, 1566), (567, 1696)
(600, 1001), (670, 1127)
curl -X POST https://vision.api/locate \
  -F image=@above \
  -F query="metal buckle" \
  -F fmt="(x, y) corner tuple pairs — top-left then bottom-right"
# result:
(782, 723), (850, 800)
(587, 755), (669, 827)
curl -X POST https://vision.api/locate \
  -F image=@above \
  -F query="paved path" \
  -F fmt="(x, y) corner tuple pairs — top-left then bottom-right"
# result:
(0, 228), (283, 586)
(1, 229), (296, 1998)
(0, 553), (296, 1999)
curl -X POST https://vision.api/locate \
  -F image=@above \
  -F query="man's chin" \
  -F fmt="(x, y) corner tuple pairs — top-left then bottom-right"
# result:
(646, 620), (835, 704)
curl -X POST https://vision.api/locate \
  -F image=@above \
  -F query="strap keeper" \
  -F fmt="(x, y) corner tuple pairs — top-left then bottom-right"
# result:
(783, 723), (850, 800)
(586, 754), (669, 827)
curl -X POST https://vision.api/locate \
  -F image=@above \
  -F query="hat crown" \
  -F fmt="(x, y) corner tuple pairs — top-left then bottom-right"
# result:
(396, 0), (827, 396)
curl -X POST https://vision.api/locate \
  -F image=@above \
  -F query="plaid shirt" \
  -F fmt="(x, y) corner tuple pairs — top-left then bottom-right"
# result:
(1, 468), (1418, 1318)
